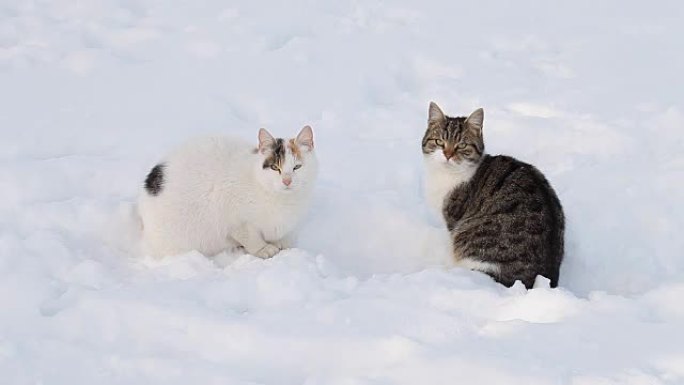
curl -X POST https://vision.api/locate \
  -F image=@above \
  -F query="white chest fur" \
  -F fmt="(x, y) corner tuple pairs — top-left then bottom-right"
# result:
(252, 192), (309, 241)
(423, 154), (478, 221)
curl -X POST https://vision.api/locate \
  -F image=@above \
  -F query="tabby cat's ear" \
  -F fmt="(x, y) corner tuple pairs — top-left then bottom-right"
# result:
(258, 128), (275, 153)
(428, 102), (446, 125)
(296, 125), (314, 151)
(465, 108), (484, 134)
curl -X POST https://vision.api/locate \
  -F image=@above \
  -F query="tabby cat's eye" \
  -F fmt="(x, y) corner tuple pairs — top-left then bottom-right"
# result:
(457, 143), (467, 149)
(270, 164), (280, 171)
(293, 164), (302, 171)
(435, 139), (444, 146)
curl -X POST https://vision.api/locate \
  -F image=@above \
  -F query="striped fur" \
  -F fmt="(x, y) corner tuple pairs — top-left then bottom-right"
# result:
(423, 103), (565, 288)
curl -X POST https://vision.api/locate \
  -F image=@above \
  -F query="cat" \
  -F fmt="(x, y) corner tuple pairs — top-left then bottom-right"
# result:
(138, 126), (318, 259)
(422, 102), (564, 288)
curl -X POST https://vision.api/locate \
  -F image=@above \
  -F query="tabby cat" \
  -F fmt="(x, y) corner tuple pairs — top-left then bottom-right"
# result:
(422, 102), (564, 288)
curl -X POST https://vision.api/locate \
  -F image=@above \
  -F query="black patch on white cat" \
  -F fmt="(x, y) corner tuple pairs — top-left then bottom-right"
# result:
(145, 163), (165, 196)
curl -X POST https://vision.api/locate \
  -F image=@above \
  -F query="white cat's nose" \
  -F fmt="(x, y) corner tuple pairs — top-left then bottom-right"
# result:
(282, 177), (292, 186)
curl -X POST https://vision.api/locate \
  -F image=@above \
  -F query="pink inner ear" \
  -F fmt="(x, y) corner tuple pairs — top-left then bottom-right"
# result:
(298, 138), (314, 149)
(296, 125), (314, 149)
(258, 128), (275, 152)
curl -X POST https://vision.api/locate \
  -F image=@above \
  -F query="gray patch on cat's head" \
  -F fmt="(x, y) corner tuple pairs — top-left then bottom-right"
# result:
(261, 138), (287, 172)
(422, 103), (485, 164)
(257, 128), (287, 172)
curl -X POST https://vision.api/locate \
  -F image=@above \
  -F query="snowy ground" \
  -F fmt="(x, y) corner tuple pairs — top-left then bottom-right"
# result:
(2, 0), (684, 384)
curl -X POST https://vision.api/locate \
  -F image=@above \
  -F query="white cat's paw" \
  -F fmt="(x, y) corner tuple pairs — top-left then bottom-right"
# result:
(274, 238), (293, 250)
(273, 233), (297, 250)
(254, 244), (280, 259)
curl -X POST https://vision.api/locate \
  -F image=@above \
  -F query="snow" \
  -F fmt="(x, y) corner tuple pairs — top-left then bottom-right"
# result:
(2, 0), (684, 384)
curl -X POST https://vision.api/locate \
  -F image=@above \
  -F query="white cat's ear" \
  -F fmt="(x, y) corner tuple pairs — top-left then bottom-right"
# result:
(465, 108), (484, 134)
(296, 125), (314, 151)
(258, 128), (275, 153)
(428, 102), (445, 124)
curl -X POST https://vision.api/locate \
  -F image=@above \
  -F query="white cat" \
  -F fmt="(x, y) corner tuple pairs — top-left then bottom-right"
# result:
(138, 126), (318, 258)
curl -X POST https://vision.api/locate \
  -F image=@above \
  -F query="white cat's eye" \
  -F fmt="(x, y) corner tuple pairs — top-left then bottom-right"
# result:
(293, 164), (302, 171)
(270, 164), (280, 172)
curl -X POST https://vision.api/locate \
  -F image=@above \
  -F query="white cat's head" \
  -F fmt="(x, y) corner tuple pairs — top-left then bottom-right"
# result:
(254, 126), (318, 193)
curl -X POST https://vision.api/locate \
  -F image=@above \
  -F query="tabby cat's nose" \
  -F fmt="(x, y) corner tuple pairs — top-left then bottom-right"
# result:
(443, 150), (454, 160)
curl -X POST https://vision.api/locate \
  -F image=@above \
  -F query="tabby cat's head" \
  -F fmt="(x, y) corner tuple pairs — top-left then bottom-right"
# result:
(255, 126), (318, 193)
(422, 102), (485, 167)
